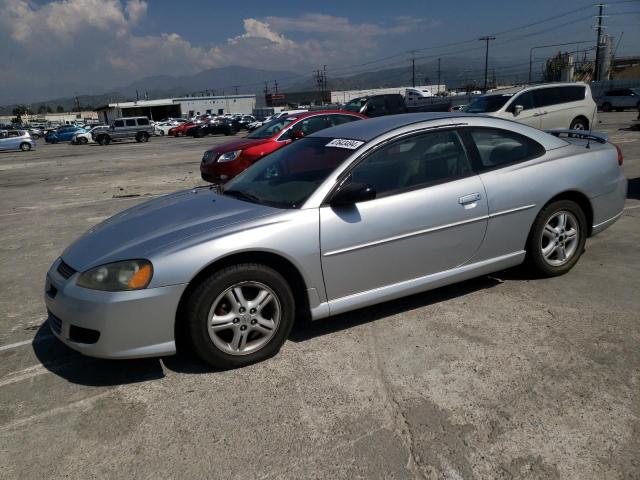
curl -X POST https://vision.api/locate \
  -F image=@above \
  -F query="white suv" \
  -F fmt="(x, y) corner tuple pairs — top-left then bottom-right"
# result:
(464, 82), (597, 131)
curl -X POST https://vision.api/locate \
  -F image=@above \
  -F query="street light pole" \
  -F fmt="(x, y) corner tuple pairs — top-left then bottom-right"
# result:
(479, 36), (495, 92)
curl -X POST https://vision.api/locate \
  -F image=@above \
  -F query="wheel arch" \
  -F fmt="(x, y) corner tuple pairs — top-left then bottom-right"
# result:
(571, 115), (590, 129)
(174, 250), (311, 350)
(536, 190), (594, 237)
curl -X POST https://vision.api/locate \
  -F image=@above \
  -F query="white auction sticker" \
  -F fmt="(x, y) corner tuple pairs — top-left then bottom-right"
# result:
(325, 138), (364, 149)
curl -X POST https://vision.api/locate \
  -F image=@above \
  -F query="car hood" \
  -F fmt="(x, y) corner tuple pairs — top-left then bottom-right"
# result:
(61, 188), (279, 271)
(206, 137), (270, 153)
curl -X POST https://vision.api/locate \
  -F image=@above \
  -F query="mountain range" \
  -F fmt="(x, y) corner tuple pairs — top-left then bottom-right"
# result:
(0, 57), (525, 115)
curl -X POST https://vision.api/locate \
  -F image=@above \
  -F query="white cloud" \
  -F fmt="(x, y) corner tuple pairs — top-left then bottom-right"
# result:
(0, 2), (438, 103)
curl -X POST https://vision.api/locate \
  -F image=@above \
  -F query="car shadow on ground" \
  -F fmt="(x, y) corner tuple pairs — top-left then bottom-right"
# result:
(32, 268), (528, 385)
(627, 177), (639, 200)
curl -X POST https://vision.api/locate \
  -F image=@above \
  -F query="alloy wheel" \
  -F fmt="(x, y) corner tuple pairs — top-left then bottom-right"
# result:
(207, 281), (281, 356)
(540, 211), (580, 267)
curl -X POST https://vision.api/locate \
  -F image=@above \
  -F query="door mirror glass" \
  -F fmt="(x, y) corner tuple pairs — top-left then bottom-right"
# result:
(330, 182), (376, 207)
(513, 104), (523, 116)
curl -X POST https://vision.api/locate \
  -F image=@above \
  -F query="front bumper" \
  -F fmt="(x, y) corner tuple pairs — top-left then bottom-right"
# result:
(44, 258), (187, 359)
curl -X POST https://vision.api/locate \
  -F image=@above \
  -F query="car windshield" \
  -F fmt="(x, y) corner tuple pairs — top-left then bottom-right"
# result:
(344, 98), (366, 112)
(463, 94), (512, 113)
(222, 137), (361, 208)
(246, 117), (296, 139)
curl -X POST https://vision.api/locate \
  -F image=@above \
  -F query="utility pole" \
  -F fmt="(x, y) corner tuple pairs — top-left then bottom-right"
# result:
(274, 80), (279, 94)
(408, 50), (417, 87)
(322, 65), (327, 103)
(593, 3), (605, 81)
(437, 58), (441, 94)
(233, 85), (239, 95)
(478, 36), (495, 92)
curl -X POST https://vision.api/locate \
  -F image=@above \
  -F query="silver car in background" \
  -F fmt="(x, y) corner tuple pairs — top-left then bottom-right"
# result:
(0, 130), (36, 152)
(45, 113), (627, 369)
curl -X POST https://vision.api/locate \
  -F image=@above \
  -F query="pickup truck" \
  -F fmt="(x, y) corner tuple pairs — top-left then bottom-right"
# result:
(94, 116), (154, 145)
(343, 93), (476, 117)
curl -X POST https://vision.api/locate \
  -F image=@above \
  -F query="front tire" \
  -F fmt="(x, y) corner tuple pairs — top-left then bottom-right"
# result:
(79, 137), (88, 145)
(185, 263), (295, 369)
(526, 200), (587, 277)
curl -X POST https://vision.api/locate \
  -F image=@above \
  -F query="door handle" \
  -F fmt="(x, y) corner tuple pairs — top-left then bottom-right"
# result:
(459, 193), (481, 205)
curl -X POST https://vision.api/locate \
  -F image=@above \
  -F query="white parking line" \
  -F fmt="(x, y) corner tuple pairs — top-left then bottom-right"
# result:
(0, 334), (53, 352)
(624, 205), (640, 210)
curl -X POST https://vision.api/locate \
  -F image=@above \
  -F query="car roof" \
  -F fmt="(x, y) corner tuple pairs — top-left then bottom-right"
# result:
(485, 82), (589, 96)
(308, 112), (477, 141)
(285, 110), (366, 121)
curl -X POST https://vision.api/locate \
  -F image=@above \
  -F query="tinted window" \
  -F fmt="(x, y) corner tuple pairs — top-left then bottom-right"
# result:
(464, 95), (511, 113)
(533, 88), (559, 107)
(351, 130), (472, 197)
(114, 120), (124, 128)
(247, 117), (296, 139)
(508, 91), (535, 112)
(137, 118), (149, 126)
(125, 119), (136, 127)
(468, 128), (545, 169)
(344, 97), (366, 112)
(559, 86), (585, 102)
(328, 114), (361, 126)
(366, 96), (386, 115)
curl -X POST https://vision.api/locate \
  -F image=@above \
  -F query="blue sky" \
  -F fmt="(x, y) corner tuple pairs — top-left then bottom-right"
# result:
(1, 0), (638, 103)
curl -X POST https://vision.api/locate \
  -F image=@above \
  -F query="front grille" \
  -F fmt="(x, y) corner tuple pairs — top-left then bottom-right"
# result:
(57, 260), (76, 279)
(48, 311), (62, 334)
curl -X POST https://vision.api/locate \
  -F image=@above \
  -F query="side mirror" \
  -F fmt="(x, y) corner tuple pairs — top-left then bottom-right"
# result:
(513, 105), (524, 116)
(292, 129), (305, 140)
(330, 182), (376, 207)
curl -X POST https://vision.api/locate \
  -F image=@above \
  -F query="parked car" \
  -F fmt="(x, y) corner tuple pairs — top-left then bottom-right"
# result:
(45, 125), (86, 143)
(598, 88), (640, 112)
(200, 110), (367, 183)
(463, 82), (597, 130)
(344, 94), (408, 117)
(238, 115), (256, 129)
(153, 122), (175, 136)
(94, 117), (153, 145)
(187, 118), (237, 138)
(168, 120), (201, 137)
(27, 127), (44, 139)
(0, 130), (36, 151)
(45, 113), (626, 369)
(72, 125), (108, 144)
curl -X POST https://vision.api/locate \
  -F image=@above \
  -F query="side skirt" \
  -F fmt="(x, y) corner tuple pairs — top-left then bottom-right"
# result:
(309, 251), (525, 320)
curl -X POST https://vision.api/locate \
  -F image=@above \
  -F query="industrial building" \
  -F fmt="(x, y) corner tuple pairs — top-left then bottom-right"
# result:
(95, 94), (256, 124)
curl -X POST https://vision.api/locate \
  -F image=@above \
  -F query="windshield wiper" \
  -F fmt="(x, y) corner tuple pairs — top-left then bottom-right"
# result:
(223, 189), (262, 204)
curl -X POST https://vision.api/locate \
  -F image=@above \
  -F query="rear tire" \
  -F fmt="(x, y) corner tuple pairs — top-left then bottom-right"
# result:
(601, 102), (612, 112)
(526, 200), (587, 277)
(185, 263), (295, 369)
(570, 117), (588, 130)
(20, 142), (31, 151)
(79, 137), (88, 145)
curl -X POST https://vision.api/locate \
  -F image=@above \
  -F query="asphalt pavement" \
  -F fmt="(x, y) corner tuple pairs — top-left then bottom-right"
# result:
(0, 114), (638, 479)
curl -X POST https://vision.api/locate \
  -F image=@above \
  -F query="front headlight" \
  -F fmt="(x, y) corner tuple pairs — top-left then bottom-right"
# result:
(76, 259), (153, 291)
(217, 150), (242, 162)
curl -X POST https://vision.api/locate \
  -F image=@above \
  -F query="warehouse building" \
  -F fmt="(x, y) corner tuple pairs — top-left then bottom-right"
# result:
(95, 94), (256, 125)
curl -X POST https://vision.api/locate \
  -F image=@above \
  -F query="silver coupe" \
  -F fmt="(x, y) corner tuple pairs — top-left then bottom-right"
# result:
(45, 113), (627, 369)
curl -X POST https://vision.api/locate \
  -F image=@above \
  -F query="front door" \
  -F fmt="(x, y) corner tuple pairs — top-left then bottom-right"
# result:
(507, 91), (541, 128)
(320, 129), (488, 301)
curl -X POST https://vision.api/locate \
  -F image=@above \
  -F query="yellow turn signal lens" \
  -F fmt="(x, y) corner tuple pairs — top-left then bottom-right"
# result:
(127, 264), (153, 289)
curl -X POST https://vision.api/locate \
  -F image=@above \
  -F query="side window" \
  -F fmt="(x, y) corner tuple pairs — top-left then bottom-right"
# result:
(559, 86), (586, 102)
(351, 130), (472, 197)
(125, 119), (136, 127)
(366, 96), (386, 115)
(114, 120), (124, 128)
(328, 114), (361, 126)
(468, 128), (545, 169)
(508, 91), (535, 112)
(533, 87), (561, 108)
(137, 118), (149, 126)
(294, 116), (329, 136)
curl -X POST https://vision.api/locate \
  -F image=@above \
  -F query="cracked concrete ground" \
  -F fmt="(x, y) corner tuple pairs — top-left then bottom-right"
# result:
(0, 114), (638, 479)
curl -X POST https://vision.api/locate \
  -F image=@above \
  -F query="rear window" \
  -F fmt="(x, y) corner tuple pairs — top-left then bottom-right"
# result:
(137, 118), (149, 126)
(533, 86), (585, 107)
(468, 127), (545, 170)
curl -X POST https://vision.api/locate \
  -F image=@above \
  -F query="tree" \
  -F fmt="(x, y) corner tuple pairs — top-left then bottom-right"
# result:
(37, 105), (47, 114)
(46, 106), (53, 113)
(12, 105), (27, 124)
(56, 105), (64, 113)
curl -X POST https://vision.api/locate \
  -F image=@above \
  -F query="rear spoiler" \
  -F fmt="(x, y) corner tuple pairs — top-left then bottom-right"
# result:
(545, 129), (608, 144)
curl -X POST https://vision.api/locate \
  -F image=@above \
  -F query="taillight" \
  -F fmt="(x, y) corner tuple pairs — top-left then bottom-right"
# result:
(613, 143), (623, 166)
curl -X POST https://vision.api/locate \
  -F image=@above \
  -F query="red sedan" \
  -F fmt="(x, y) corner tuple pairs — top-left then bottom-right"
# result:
(200, 110), (367, 183)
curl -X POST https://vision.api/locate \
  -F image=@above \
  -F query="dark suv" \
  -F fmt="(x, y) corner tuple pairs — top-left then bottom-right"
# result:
(95, 117), (153, 145)
(343, 94), (408, 117)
